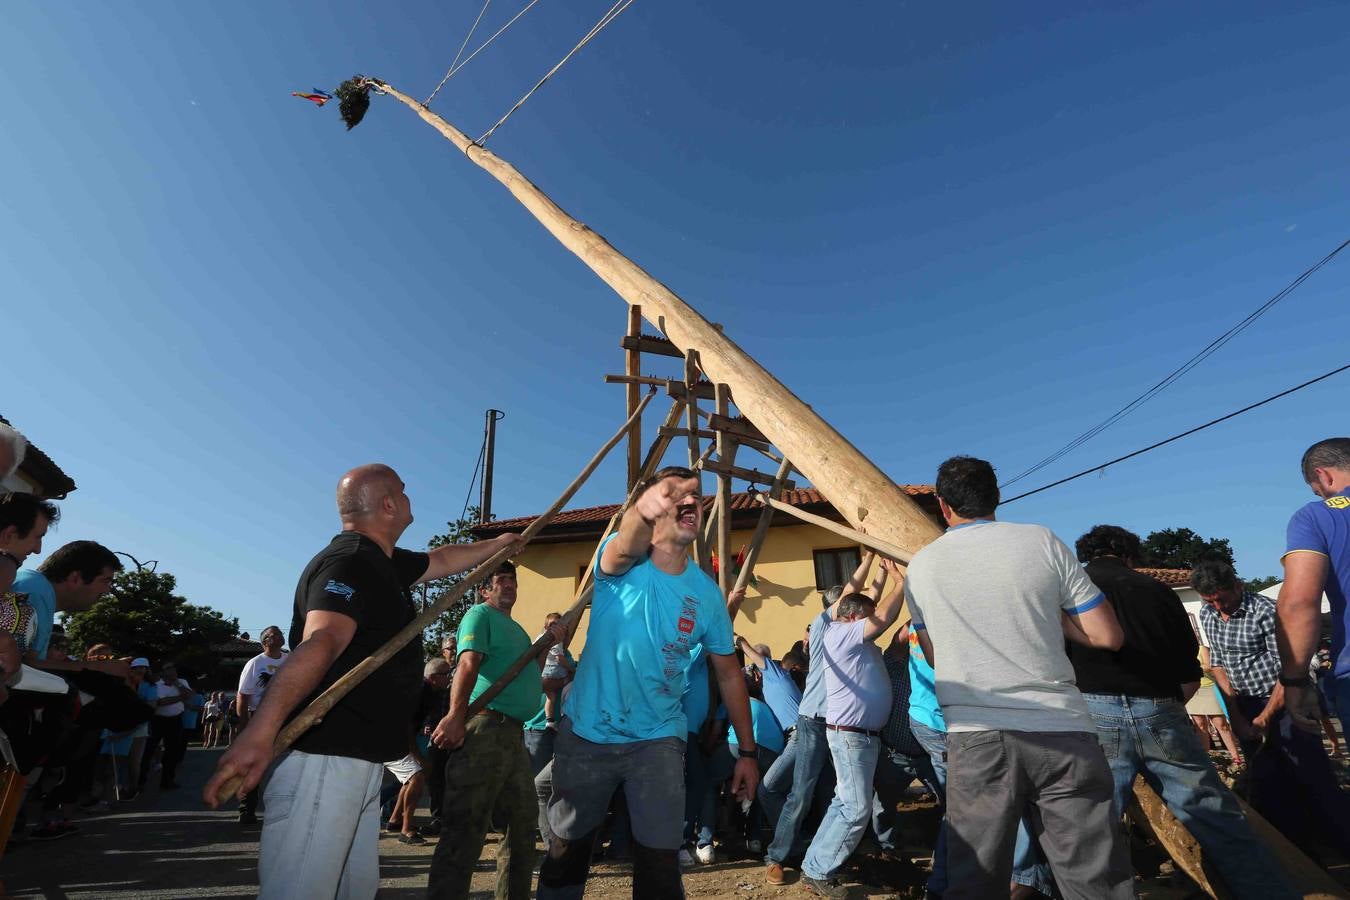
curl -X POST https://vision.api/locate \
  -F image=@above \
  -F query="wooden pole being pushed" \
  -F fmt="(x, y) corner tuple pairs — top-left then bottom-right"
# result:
(466, 397), (692, 716)
(754, 494), (913, 565)
(208, 391), (654, 803)
(368, 80), (944, 561)
(732, 457), (794, 595)
(715, 383), (735, 595)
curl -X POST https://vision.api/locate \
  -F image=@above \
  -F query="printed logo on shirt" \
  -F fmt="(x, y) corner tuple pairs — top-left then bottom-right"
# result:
(324, 580), (356, 601)
(1325, 496), (1350, 510)
(660, 595), (701, 682)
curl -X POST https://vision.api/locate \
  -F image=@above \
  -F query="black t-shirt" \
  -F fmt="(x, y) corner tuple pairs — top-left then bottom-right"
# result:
(288, 532), (429, 762)
(1068, 558), (1202, 700)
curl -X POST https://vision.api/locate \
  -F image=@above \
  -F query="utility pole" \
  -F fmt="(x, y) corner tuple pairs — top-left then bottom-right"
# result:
(480, 409), (504, 524)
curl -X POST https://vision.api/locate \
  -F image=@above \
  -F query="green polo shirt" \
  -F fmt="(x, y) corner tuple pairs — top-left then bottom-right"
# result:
(456, 602), (540, 723)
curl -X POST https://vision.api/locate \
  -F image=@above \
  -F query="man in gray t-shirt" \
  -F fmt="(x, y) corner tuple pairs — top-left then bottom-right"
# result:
(799, 559), (904, 897)
(905, 456), (1133, 900)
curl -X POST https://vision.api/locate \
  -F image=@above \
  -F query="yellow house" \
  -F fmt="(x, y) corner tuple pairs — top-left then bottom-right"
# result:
(471, 486), (943, 657)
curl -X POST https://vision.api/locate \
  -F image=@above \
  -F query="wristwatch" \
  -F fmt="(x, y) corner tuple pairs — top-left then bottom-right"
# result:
(738, 745), (758, 758)
(1278, 673), (1312, 688)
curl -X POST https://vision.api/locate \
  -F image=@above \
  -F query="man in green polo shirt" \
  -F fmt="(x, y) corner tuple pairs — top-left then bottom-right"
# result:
(428, 561), (566, 899)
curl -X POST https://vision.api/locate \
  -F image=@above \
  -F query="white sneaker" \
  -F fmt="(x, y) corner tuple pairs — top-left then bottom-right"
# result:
(695, 843), (715, 864)
(677, 847), (695, 868)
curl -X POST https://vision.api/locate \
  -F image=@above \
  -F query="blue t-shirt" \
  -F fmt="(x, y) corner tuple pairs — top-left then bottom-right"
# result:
(681, 645), (714, 735)
(907, 628), (946, 733)
(10, 569), (56, 659)
(797, 607), (833, 719)
(182, 692), (204, 729)
(1285, 487), (1350, 677)
(565, 535), (734, 743)
(759, 659), (802, 731)
(728, 697), (786, 754)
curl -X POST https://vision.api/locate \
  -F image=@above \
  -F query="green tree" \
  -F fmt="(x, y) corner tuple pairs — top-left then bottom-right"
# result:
(1244, 574), (1281, 594)
(421, 506), (493, 658)
(1141, 527), (1235, 569)
(64, 567), (239, 677)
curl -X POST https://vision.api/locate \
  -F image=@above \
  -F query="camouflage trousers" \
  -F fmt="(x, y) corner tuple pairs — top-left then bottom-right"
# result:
(427, 713), (538, 900)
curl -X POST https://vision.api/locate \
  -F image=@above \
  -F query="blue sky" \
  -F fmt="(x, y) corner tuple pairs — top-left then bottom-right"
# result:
(4, 1), (1347, 638)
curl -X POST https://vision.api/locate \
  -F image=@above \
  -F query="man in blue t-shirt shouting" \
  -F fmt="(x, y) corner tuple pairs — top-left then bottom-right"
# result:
(1277, 437), (1350, 731)
(538, 466), (759, 899)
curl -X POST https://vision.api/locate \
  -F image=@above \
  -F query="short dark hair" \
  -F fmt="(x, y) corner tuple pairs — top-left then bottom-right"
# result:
(0, 492), (59, 538)
(1301, 438), (1350, 484)
(489, 560), (517, 580)
(1190, 558), (1239, 595)
(935, 456), (999, 519)
(821, 584), (845, 609)
(1075, 525), (1143, 563)
(782, 647), (808, 670)
(635, 466), (698, 497)
(38, 541), (122, 584)
(836, 591), (875, 619)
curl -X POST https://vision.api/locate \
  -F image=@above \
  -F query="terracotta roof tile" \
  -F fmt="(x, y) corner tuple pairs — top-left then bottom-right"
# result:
(1135, 567), (1194, 589)
(0, 414), (77, 499)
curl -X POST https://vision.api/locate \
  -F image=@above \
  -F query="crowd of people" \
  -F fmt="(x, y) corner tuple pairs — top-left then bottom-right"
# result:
(7, 418), (1350, 899)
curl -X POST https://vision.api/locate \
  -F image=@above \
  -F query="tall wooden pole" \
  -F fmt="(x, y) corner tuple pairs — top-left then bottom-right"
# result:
(715, 383), (735, 593)
(370, 81), (944, 559)
(625, 306), (642, 490)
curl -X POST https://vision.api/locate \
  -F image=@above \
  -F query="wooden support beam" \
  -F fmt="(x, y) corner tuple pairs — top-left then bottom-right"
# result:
(685, 352), (707, 570)
(702, 460), (797, 491)
(621, 333), (684, 358)
(756, 494), (910, 564)
(715, 383), (735, 594)
(733, 457), (795, 593)
(606, 374), (673, 389)
(659, 426), (719, 442)
(667, 380), (718, 402)
(626, 305), (642, 490)
(707, 413), (768, 445)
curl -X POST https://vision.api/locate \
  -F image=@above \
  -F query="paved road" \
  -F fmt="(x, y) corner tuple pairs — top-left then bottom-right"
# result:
(0, 746), (441, 899)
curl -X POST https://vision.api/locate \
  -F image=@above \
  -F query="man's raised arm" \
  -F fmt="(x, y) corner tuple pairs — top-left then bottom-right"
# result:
(862, 559), (905, 640)
(601, 479), (679, 576)
(420, 533), (524, 584)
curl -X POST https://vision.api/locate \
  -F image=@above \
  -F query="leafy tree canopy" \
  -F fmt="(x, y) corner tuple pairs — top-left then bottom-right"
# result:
(1243, 574), (1282, 594)
(1140, 527), (1234, 569)
(64, 567), (239, 678)
(421, 506), (492, 658)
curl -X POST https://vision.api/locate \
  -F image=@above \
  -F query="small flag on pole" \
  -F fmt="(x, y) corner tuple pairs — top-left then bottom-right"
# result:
(291, 89), (333, 107)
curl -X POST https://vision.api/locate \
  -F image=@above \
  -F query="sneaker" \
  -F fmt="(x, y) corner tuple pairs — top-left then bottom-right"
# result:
(677, 847), (696, 868)
(398, 832), (427, 845)
(695, 843), (715, 864)
(801, 875), (849, 898)
(765, 862), (787, 885)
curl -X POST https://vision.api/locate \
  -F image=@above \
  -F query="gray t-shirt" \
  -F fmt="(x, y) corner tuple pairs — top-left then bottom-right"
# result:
(822, 618), (892, 730)
(903, 520), (1103, 733)
(797, 607), (834, 719)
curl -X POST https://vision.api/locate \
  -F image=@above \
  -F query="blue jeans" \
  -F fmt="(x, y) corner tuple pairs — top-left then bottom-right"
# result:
(259, 751), (385, 900)
(871, 746), (937, 852)
(683, 733), (725, 847)
(766, 717), (833, 864)
(802, 729), (880, 881)
(1085, 693), (1297, 899)
(525, 727), (556, 777)
(910, 719), (1053, 896)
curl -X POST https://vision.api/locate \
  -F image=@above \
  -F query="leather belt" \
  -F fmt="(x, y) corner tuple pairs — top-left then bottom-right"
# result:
(826, 723), (881, 737)
(474, 709), (523, 728)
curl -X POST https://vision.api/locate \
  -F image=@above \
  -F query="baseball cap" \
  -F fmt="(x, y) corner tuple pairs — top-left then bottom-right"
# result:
(131, 657), (151, 668)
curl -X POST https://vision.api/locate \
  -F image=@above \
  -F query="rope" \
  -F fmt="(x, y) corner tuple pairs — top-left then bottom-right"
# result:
(1000, 361), (1350, 505)
(1001, 237), (1350, 489)
(425, 0), (495, 107)
(425, 0), (544, 108)
(475, 0), (636, 145)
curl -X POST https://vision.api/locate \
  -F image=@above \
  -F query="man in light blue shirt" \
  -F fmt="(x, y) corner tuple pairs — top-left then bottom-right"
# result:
(799, 560), (904, 898)
(763, 552), (877, 885)
(13, 540), (122, 665)
(539, 467), (759, 899)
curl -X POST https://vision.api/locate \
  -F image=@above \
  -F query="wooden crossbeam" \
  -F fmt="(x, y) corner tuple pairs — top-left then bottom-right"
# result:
(620, 334), (684, 358)
(703, 460), (796, 491)
(755, 494), (909, 564)
(707, 413), (768, 445)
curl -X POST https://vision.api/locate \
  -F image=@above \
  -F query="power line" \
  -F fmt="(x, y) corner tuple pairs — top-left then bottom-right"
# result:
(1000, 361), (1350, 506)
(1001, 237), (1350, 489)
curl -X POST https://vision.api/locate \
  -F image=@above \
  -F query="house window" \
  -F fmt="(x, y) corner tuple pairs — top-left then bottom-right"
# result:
(812, 546), (861, 593)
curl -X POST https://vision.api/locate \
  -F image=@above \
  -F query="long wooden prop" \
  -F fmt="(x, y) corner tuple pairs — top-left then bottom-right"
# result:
(732, 458), (794, 594)
(465, 397), (688, 716)
(370, 80), (944, 560)
(754, 494), (913, 565)
(360, 79), (1331, 897)
(208, 391), (653, 803)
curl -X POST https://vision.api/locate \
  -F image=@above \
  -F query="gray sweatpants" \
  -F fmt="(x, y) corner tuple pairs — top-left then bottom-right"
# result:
(945, 729), (1134, 900)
